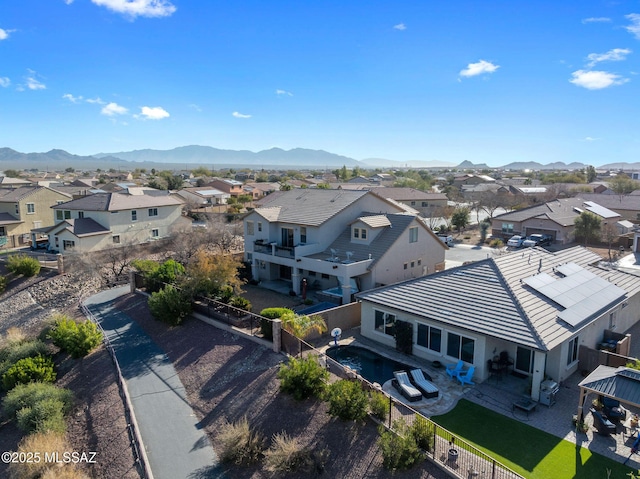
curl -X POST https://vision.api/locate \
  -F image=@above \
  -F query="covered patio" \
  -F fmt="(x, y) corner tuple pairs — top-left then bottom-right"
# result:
(577, 366), (640, 422)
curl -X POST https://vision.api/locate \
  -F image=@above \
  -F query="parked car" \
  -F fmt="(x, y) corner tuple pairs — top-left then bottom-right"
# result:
(437, 234), (454, 246)
(506, 235), (524, 248)
(522, 234), (553, 247)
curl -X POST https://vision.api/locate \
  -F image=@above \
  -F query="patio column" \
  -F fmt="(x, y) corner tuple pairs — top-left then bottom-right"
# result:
(292, 268), (301, 295)
(341, 280), (351, 304)
(530, 350), (546, 401)
(577, 387), (587, 422)
(251, 259), (259, 282)
(272, 319), (282, 353)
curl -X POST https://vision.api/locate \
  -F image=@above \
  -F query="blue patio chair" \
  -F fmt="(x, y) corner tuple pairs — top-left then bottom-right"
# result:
(457, 366), (475, 386)
(445, 360), (464, 379)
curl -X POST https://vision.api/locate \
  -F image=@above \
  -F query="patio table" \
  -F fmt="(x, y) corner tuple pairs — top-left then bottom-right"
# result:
(512, 397), (537, 417)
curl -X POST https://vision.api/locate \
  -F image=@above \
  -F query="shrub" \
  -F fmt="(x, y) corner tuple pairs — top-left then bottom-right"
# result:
(148, 259), (185, 287)
(264, 432), (309, 473)
(259, 307), (294, 340)
(2, 355), (56, 390)
(369, 391), (388, 422)
(16, 397), (67, 434)
(410, 416), (435, 451)
(0, 275), (7, 294)
(378, 420), (425, 471)
(7, 254), (41, 277)
(148, 285), (192, 326)
(394, 320), (413, 355)
(48, 316), (102, 359)
(8, 431), (89, 479)
(130, 259), (159, 276)
(3, 382), (73, 419)
(0, 339), (51, 378)
(277, 356), (328, 400)
(218, 416), (264, 464)
(325, 379), (369, 421)
(230, 296), (251, 312)
(489, 238), (504, 248)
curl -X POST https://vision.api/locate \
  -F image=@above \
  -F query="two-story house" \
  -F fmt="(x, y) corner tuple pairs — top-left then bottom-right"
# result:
(0, 186), (72, 248)
(176, 187), (230, 208)
(371, 188), (448, 217)
(358, 246), (640, 402)
(207, 179), (244, 197)
(45, 193), (186, 253)
(244, 189), (447, 304)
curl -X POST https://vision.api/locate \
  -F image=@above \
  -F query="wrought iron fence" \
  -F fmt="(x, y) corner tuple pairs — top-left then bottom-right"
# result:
(282, 329), (524, 479)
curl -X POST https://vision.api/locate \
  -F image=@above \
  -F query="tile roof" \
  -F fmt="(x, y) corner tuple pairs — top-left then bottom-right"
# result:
(52, 192), (182, 211)
(0, 186), (67, 202)
(358, 246), (640, 351)
(371, 188), (447, 201)
(57, 218), (111, 237)
(0, 212), (21, 225)
(493, 197), (618, 226)
(577, 193), (640, 211)
(251, 189), (371, 226)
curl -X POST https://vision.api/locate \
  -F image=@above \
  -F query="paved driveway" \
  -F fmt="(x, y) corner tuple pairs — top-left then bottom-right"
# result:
(445, 243), (503, 269)
(84, 288), (221, 479)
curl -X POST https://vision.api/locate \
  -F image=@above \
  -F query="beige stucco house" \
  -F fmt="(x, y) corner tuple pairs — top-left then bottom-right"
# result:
(243, 189), (447, 304)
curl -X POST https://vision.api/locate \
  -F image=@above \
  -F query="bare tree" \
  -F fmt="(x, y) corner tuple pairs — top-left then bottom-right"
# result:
(602, 222), (619, 262)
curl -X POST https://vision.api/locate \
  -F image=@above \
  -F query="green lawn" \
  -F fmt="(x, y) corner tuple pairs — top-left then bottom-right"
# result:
(432, 399), (636, 479)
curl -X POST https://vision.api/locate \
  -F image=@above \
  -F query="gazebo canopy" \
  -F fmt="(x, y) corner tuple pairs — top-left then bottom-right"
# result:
(579, 366), (640, 410)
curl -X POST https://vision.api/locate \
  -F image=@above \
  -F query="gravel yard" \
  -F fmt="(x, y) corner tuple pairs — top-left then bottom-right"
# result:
(115, 292), (448, 479)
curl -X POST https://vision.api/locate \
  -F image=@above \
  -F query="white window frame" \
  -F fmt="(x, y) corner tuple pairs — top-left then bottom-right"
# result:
(409, 226), (418, 243)
(148, 208), (158, 217)
(151, 229), (159, 238)
(567, 336), (579, 366)
(374, 310), (396, 337)
(246, 221), (254, 235)
(131, 210), (137, 221)
(26, 203), (35, 214)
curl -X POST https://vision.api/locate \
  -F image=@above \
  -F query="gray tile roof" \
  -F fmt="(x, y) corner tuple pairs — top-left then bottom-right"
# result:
(0, 186), (47, 202)
(252, 189), (371, 226)
(358, 246), (640, 351)
(371, 188), (447, 201)
(313, 213), (428, 267)
(358, 259), (541, 348)
(577, 193), (640, 211)
(59, 218), (111, 237)
(0, 212), (21, 225)
(493, 197), (618, 226)
(52, 192), (182, 211)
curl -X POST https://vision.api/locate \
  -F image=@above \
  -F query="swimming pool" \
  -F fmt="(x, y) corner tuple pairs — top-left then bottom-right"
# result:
(325, 345), (417, 385)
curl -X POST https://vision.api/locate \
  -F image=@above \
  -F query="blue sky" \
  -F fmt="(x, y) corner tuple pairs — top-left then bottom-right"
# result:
(2, 1), (640, 167)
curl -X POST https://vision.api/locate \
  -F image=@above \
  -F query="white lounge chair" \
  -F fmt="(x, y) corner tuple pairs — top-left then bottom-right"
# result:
(392, 371), (422, 402)
(409, 369), (439, 399)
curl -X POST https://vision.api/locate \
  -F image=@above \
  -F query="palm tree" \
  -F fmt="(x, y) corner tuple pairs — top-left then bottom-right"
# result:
(282, 313), (327, 339)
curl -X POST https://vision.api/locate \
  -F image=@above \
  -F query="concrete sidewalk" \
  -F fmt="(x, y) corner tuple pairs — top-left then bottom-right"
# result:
(84, 288), (221, 479)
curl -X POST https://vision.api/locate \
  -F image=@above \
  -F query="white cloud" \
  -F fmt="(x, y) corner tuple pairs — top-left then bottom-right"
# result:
(101, 102), (128, 116)
(459, 60), (500, 78)
(188, 103), (202, 111)
(0, 28), (15, 41)
(62, 93), (83, 103)
(138, 106), (170, 120)
(25, 73), (46, 90)
(276, 89), (293, 96)
(569, 70), (628, 90)
(91, 0), (176, 19)
(0, 77), (10, 88)
(583, 136), (601, 142)
(626, 13), (640, 39)
(86, 97), (106, 104)
(582, 17), (611, 24)
(587, 48), (632, 67)
(64, 0), (74, 4)
(232, 111), (252, 119)
(393, 23), (406, 31)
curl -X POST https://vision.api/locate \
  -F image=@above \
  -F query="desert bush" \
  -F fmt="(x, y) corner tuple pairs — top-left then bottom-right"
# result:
(130, 259), (159, 275)
(3, 382), (73, 419)
(218, 416), (264, 464)
(7, 254), (41, 277)
(148, 285), (192, 326)
(16, 397), (67, 434)
(2, 355), (56, 390)
(230, 296), (251, 311)
(264, 432), (309, 473)
(378, 420), (425, 471)
(0, 275), (7, 293)
(277, 356), (328, 400)
(0, 339), (51, 378)
(7, 431), (90, 479)
(369, 391), (388, 422)
(489, 238), (504, 248)
(48, 316), (102, 358)
(410, 415), (435, 451)
(325, 379), (368, 421)
(148, 259), (185, 287)
(259, 307), (294, 340)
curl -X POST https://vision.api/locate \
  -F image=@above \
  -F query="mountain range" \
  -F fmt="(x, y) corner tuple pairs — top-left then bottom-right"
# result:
(1, 146), (640, 172)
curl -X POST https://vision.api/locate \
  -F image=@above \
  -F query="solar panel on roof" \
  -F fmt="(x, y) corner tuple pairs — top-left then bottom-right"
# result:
(523, 264), (627, 328)
(583, 201), (619, 219)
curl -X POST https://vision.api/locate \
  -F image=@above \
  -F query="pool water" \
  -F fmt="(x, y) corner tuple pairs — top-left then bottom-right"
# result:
(325, 345), (416, 385)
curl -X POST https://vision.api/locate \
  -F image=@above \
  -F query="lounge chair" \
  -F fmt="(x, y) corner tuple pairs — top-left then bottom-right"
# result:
(602, 397), (627, 422)
(409, 369), (439, 399)
(392, 371), (422, 402)
(456, 366), (475, 386)
(591, 407), (616, 435)
(445, 360), (464, 379)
